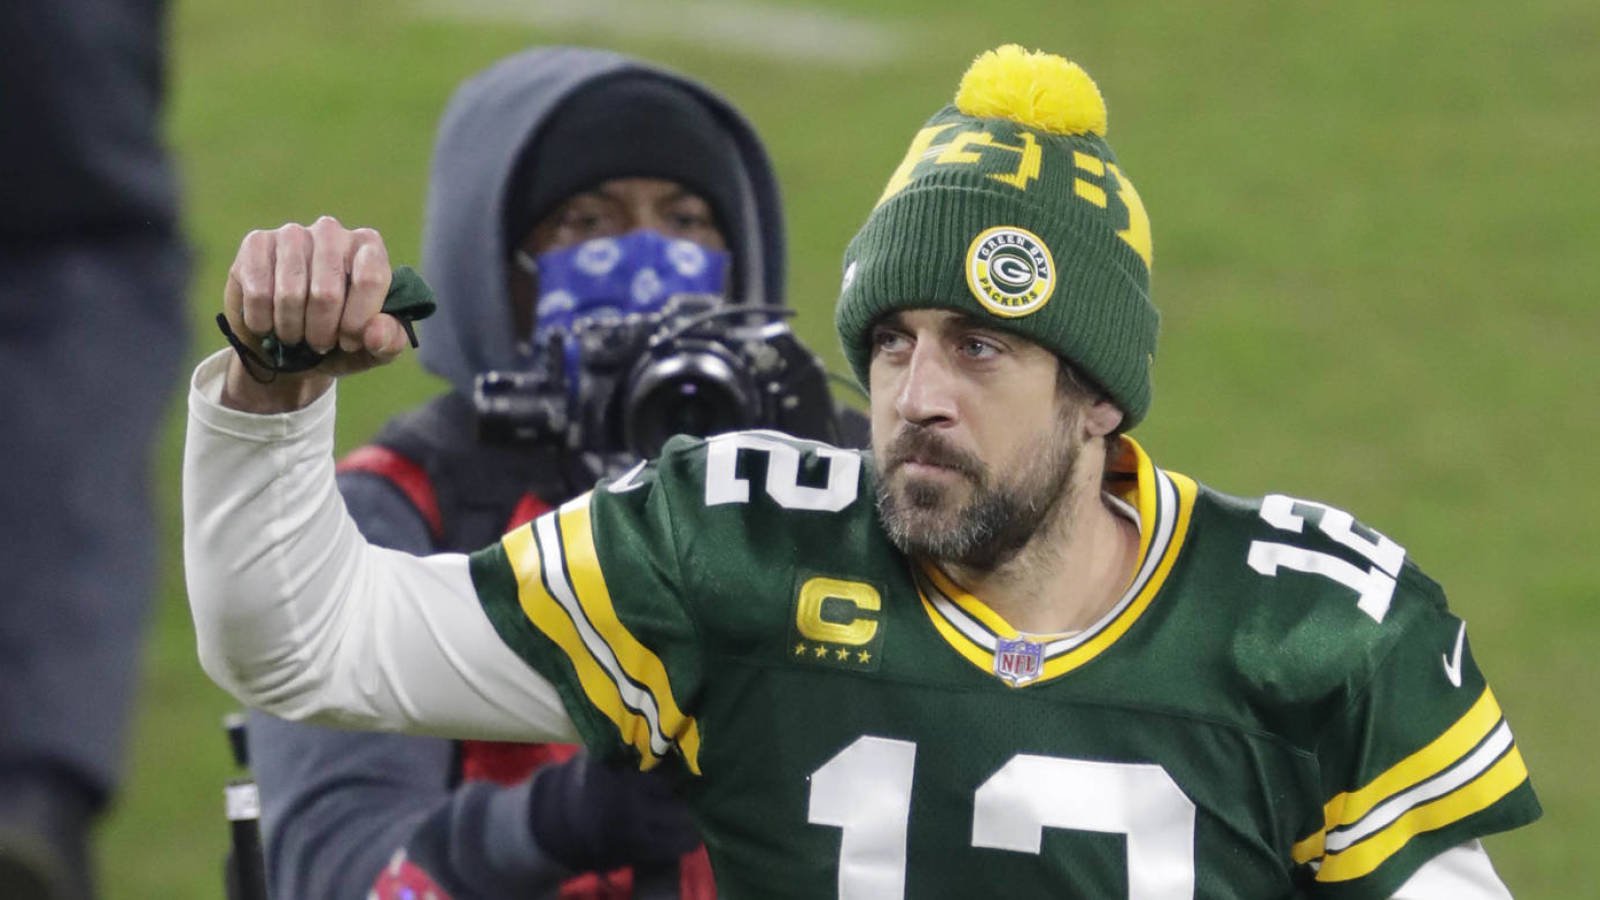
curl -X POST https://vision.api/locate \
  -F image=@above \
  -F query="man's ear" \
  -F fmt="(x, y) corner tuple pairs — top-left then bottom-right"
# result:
(1082, 397), (1124, 439)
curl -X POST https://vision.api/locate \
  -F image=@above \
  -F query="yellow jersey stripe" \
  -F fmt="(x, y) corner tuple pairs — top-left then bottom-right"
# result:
(1317, 744), (1529, 882)
(1329, 688), (1502, 830)
(1292, 687), (1506, 865)
(1290, 825), (1324, 865)
(534, 512), (674, 764)
(555, 496), (703, 774)
(1323, 721), (1515, 854)
(922, 563), (1018, 638)
(502, 523), (656, 764)
(919, 584), (996, 671)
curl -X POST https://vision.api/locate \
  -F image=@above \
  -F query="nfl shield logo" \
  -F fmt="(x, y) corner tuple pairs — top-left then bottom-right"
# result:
(994, 637), (1044, 687)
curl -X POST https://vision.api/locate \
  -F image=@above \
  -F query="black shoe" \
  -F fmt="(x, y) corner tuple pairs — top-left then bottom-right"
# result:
(0, 769), (94, 900)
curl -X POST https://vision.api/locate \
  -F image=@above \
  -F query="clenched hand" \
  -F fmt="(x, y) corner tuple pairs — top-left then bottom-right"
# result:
(220, 216), (410, 412)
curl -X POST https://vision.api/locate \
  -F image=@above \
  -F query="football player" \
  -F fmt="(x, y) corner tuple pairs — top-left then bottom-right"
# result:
(184, 45), (1539, 897)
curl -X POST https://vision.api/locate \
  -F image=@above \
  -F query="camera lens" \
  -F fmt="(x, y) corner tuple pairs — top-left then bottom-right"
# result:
(623, 345), (756, 458)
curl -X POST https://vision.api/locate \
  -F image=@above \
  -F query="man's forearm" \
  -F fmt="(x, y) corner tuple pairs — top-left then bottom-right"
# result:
(183, 349), (578, 741)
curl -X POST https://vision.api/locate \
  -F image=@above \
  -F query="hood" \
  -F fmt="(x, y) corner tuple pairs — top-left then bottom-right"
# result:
(417, 46), (786, 395)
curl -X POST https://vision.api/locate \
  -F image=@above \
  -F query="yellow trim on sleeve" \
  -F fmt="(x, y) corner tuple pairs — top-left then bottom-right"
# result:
(1291, 824), (1324, 865)
(502, 523), (658, 765)
(1316, 746), (1529, 882)
(1291, 687), (1509, 867)
(556, 496), (703, 774)
(1331, 689), (1501, 830)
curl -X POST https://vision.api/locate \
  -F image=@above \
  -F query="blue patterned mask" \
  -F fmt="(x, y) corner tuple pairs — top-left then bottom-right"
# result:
(521, 229), (730, 344)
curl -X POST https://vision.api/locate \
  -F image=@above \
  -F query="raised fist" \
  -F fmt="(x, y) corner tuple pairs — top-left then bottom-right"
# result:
(220, 216), (409, 410)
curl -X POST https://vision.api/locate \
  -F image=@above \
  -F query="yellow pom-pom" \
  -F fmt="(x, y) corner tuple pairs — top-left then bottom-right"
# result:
(954, 44), (1107, 137)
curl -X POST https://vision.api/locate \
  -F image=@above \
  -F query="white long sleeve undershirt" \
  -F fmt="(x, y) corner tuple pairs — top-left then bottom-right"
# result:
(1393, 840), (1512, 899)
(183, 350), (576, 742)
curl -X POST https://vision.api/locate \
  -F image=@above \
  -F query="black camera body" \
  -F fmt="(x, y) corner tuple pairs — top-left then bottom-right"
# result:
(474, 294), (842, 471)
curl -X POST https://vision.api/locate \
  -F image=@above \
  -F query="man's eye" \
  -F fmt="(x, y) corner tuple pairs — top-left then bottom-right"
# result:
(562, 212), (605, 233)
(958, 336), (998, 358)
(872, 330), (909, 353)
(668, 211), (713, 233)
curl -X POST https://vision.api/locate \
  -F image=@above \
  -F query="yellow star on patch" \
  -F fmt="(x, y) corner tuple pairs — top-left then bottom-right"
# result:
(858, 650), (872, 663)
(794, 642), (807, 656)
(814, 645), (829, 658)
(835, 648), (851, 661)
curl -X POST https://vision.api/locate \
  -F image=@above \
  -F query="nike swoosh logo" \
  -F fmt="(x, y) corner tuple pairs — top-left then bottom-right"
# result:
(1442, 621), (1468, 687)
(606, 460), (649, 494)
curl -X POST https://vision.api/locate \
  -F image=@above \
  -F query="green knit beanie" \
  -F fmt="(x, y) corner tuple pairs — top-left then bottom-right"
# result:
(835, 45), (1158, 428)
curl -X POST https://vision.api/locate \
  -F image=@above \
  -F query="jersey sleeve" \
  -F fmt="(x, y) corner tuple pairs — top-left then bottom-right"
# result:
(1293, 571), (1541, 898)
(469, 441), (707, 774)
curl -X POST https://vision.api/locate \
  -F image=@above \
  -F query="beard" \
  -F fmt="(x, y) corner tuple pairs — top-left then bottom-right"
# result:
(874, 418), (1083, 572)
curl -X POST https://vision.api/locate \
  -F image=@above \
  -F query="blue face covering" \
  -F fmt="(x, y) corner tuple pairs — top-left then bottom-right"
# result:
(523, 229), (730, 344)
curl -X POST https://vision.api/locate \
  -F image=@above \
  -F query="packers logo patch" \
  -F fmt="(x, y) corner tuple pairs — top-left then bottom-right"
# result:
(965, 225), (1056, 318)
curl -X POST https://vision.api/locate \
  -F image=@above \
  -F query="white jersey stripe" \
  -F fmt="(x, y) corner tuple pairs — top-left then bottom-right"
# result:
(1324, 721), (1514, 854)
(534, 513), (673, 757)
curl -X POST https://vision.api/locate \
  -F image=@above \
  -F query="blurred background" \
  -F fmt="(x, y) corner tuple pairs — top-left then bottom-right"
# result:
(106, 0), (1594, 894)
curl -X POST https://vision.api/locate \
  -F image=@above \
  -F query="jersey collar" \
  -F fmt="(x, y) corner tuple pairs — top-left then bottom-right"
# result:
(914, 435), (1198, 687)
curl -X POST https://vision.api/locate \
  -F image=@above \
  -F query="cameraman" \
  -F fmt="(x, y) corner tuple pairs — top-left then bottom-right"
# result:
(245, 47), (861, 899)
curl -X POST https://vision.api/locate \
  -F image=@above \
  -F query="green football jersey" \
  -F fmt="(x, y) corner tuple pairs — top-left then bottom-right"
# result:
(470, 432), (1538, 899)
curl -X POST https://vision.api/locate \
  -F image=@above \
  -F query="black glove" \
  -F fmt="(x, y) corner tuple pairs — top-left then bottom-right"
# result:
(525, 752), (701, 873)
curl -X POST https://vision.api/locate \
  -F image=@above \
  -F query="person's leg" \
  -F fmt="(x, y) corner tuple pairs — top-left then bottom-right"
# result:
(0, 235), (187, 899)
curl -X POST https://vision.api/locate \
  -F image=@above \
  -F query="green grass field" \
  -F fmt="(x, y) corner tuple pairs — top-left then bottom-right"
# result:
(100, 0), (1597, 894)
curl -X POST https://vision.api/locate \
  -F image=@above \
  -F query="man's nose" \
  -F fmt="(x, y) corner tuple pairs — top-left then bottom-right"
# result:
(894, 342), (960, 426)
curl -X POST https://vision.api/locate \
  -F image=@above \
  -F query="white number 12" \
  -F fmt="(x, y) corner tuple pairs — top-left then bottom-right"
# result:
(1247, 494), (1407, 622)
(808, 736), (1196, 898)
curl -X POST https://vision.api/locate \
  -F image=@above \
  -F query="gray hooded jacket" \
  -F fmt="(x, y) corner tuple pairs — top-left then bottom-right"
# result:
(418, 45), (787, 396)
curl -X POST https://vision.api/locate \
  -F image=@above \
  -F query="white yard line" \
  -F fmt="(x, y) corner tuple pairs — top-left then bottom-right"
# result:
(411, 0), (907, 67)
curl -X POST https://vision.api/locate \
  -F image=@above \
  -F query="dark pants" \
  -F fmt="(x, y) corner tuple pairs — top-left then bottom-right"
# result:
(0, 233), (187, 805)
